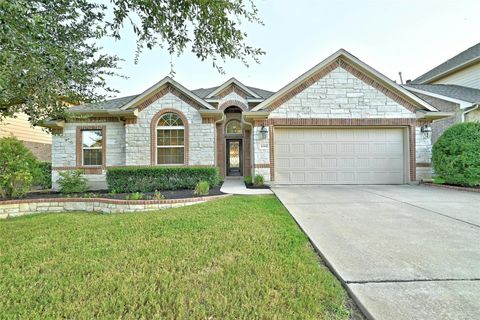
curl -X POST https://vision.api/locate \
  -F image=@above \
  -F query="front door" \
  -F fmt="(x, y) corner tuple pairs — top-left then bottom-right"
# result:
(226, 139), (242, 176)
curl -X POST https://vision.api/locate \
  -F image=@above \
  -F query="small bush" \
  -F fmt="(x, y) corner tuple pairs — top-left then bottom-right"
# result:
(125, 192), (144, 200)
(152, 190), (165, 200)
(432, 122), (480, 187)
(106, 166), (220, 192)
(0, 137), (39, 199)
(244, 175), (253, 185)
(34, 162), (52, 189)
(194, 181), (210, 196)
(57, 170), (88, 194)
(254, 175), (265, 187)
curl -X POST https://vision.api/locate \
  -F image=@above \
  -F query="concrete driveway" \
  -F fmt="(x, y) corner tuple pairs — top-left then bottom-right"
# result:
(273, 185), (480, 320)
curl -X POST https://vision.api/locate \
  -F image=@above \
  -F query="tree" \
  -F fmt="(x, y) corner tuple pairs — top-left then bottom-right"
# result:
(0, 0), (264, 126)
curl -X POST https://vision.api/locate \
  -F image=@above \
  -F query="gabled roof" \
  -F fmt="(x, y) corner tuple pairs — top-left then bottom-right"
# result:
(69, 95), (139, 112)
(204, 77), (262, 99)
(121, 76), (214, 110)
(252, 49), (437, 112)
(192, 85), (274, 99)
(405, 84), (480, 105)
(412, 42), (480, 84)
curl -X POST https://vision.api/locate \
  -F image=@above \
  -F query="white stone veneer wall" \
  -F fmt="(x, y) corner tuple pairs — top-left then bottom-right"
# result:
(253, 126), (271, 181)
(52, 122), (125, 190)
(416, 126), (433, 180)
(253, 66), (419, 183)
(125, 92), (215, 166)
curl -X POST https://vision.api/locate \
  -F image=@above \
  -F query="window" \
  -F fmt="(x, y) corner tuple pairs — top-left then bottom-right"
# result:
(226, 120), (242, 134)
(82, 130), (103, 166)
(157, 112), (185, 164)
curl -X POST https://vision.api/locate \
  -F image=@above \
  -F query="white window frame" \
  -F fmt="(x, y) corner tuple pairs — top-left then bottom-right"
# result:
(156, 116), (185, 165)
(82, 129), (103, 166)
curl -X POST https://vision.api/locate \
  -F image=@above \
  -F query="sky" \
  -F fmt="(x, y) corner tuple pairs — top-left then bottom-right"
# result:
(100, 0), (480, 97)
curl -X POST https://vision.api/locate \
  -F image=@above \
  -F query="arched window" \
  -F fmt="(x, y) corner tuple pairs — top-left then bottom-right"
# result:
(156, 112), (185, 164)
(226, 120), (242, 134)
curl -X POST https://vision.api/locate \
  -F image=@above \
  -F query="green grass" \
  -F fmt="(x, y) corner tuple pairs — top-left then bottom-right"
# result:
(0, 195), (350, 319)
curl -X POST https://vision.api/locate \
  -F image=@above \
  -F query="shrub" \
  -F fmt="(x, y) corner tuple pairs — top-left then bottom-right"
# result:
(0, 137), (39, 199)
(254, 175), (265, 187)
(244, 175), (253, 185)
(125, 192), (144, 200)
(57, 170), (88, 194)
(106, 166), (220, 193)
(152, 190), (165, 200)
(432, 122), (480, 187)
(33, 162), (52, 189)
(194, 181), (210, 196)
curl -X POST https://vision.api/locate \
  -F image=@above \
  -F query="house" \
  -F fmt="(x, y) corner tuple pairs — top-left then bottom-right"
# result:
(0, 114), (52, 161)
(43, 49), (449, 190)
(405, 42), (480, 143)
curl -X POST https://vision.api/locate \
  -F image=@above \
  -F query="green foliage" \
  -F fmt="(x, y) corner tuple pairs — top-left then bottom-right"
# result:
(106, 166), (220, 192)
(0, 137), (39, 199)
(109, 0), (264, 73)
(0, 0), (120, 124)
(432, 176), (446, 185)
(125, 192), (144, 200)
(0, 196), (350, 319)
(1, 0), (263, 126)
(432, 122), (480, 187)
(33, 162), (52, 189)
(194, 181), (210, 196)
(152, 190), (165, 200)
(254, 174), (265, 187)
(57, 170), (88, 194)
(244, 175), (253, 185)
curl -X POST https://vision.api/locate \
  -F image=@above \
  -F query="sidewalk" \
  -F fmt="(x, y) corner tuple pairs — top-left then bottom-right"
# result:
(220, 178), (272, 195)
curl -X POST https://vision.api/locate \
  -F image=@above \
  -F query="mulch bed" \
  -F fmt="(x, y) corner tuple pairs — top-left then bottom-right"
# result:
(244, 183), (271, 190)
(1, 185), (225, 202)
(421, 182), (480, 193)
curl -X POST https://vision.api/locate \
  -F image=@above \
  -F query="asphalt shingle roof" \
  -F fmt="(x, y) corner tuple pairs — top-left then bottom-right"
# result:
(412, 43), (480, 84)
(406, 84), (480, 104)
(191, 86), (274, 99)
(69, 95), (139, 112)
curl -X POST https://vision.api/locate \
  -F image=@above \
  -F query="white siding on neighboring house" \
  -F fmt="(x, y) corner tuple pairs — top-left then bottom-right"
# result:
(433, 63), (480, 89)
(0, 113), (52, 144)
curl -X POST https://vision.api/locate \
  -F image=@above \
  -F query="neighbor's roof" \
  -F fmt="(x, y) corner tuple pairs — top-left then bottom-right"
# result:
(406, 84), (480, 104)
(412, 43), (480, 84)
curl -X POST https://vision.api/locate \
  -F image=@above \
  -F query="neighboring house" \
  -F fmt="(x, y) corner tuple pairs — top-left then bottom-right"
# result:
(0, 114), (52, 161)
(405, 43), (480, 143)
(43, 49), (449, 190)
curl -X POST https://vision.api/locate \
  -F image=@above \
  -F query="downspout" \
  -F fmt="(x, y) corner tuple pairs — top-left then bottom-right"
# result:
(462, 104), (479, 122)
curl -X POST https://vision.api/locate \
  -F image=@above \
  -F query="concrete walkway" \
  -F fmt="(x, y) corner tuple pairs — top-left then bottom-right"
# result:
(220, 178), (272, 195)
(273, 185), (480, 320)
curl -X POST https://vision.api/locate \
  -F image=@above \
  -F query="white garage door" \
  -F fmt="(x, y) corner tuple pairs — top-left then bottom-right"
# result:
(274, 128), (405, 184)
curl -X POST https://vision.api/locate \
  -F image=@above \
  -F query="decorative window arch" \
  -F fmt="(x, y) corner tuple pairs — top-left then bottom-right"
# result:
(225, 119), (242, 134)
(150, 109), (189, 165)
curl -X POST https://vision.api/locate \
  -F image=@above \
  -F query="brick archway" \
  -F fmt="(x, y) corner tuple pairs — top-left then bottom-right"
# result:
(150, 108), (189, 165)
(218, 99), (248, 112)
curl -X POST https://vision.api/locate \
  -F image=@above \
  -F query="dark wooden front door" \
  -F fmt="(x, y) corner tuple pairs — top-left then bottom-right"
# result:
(226, 139), (242, 176)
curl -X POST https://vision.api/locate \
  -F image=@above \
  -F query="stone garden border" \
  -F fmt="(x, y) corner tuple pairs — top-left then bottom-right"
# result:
(421, 182), (480, 193)
(0, 194), (232, 219)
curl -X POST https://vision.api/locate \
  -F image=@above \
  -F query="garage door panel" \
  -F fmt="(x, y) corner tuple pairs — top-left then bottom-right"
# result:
(274, 128), (405, 185)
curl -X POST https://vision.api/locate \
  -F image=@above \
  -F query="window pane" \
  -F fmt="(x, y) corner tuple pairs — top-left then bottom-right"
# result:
(83, 149), (102, 166)
(226, 120), (242, 134)
(158, 113), (183, 126)
(82, 130), (103, 148)
(157, 129), (184, 146)
(157, 147), (184, 164)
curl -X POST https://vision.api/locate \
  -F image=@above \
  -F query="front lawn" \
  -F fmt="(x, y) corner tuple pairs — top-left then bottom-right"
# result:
(0, 195), (350, 319)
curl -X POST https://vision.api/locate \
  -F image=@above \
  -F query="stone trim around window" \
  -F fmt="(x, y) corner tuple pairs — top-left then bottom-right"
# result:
(254, 118), (417, 182)
(150, 108), (189, 166)
(75, 125), (106, 169)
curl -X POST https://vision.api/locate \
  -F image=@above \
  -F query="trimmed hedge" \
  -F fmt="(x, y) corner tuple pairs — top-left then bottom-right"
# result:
(432, 122), (480, 187)
(106, 166), (220, 192)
